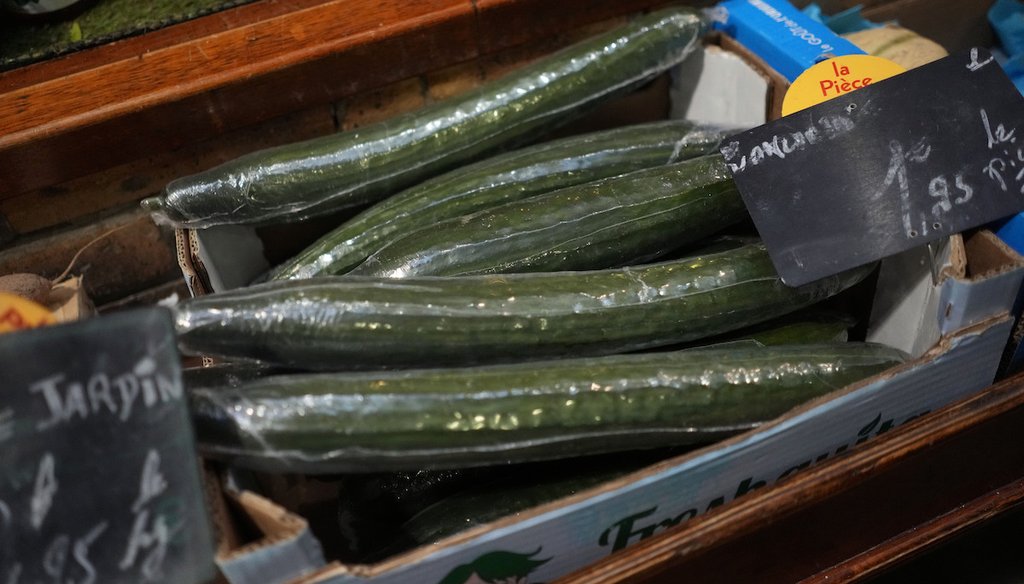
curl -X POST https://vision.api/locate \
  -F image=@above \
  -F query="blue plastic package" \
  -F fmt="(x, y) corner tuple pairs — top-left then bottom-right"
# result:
(990, 0), (1024, 56)
(802, 2), (882, 35)
(989, 0), (1024, 95)
(711, 0), (865, 81)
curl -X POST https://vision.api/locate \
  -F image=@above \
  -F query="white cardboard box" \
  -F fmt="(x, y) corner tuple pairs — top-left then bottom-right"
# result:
(212, 315), (1015, 584)
(181, 40), (1024, 584)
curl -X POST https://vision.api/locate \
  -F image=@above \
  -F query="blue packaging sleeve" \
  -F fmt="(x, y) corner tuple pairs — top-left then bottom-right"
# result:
(711, 0), (865, 81)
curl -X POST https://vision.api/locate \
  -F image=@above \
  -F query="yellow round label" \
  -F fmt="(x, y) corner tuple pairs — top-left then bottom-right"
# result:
(781, 55), (906, 116)
(0, 292), (56, 334)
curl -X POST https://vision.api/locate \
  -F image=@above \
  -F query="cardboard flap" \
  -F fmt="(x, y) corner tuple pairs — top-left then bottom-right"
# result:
(671, 43), (770, 126)
(867, 238), (952, 357)
(47, 276), (95, 322)
(939, 231), (1024, 338)
(869, 231), (1022, 357)
(176, 228), (210, 298)
(193, 225), (269, 292)
(964, 230), (1024, 279)
(216, 488), (327, 584)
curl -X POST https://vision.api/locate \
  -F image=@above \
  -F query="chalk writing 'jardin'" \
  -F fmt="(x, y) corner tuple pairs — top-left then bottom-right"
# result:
(30, 357), (181, 431)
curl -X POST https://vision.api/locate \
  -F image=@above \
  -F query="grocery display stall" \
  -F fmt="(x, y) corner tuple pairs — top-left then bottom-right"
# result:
(1, 0), (1023, 582)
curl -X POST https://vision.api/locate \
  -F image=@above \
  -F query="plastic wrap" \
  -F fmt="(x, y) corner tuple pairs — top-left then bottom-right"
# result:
(141, 8), (705, 229)
(270, 120), (744, 279)
(348, 155), (744, 277)
(399, 465), (632, 547)
(189, 343), (906, 473)
(334, 449), (690, 561)
(173, 242), (875, 371)
(182, 360), (278, 390)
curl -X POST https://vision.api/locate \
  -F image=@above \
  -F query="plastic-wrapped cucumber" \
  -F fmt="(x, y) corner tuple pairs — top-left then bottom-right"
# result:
(140, 8), (705, 229)
(697, 310), (856, 348)
(173, 242), (875, 370)
(350, 154), (744, 277)
(400, 467), (629, 546)
(269, 120), (740, 279)
(335, 468), (480, 562)
(188, 343), (906, 473)
(739, 312), (854, 345)
(182, 361), (279, 390)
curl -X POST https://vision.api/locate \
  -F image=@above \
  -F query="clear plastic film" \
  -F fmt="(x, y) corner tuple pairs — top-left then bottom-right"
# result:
(348, 155), (746, 277)
(173, 242), (877, 371)
(142, 8), (705, 229)
(270, 120), (746, 280)
(188, 343), (906, 473)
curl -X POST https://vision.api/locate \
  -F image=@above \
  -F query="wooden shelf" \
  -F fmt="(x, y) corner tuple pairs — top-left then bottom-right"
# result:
(0, 0), (676, 198)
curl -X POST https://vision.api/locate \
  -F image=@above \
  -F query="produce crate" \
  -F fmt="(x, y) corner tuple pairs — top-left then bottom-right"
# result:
(194, 223), (1023, 584)
(172, 4), (1024, 583)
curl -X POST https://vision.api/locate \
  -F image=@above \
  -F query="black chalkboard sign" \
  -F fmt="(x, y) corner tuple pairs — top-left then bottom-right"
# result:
(0, 308), (214, 584)
(723, 48), (1024, 286)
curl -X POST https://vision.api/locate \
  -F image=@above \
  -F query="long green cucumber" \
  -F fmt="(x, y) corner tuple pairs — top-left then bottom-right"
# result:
(400, 467), (631, 546)
(180, 312), (853, 389)
(269, 120), (739, 279)
(188, 343), (905, 472)
(337, 449), (688, 561)
(174, 242), (875, 370)
(697, 310), (856, 348)
(350, 155), (744, 277)
(140, 8), (704, 229)
(741, 312), (855, 345)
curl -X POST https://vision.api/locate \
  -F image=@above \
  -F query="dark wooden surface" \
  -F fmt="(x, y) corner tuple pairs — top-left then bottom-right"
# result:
(0, 0), (679, 305)
(0, 0), (676, 308)
(867, 492), (1024, 584)
(0, 0), (477, 196)
(0, 0), (687, 199)
(556, 372), (1024, 583)
(802, 478), (1024, 583)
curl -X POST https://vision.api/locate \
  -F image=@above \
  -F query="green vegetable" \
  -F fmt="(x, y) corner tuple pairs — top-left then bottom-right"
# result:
(189, 343), (905, 472)
(695, 310), (856, 348)
(270, 120), (739, 279)
(141, 8), (705, 229)
(740, 312), (855, 345)
(401, 467), (629, 546)
(173, 242), (875, 370)
(350, 155), (744, 277)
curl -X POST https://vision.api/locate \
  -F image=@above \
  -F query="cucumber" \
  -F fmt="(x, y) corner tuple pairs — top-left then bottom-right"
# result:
(337, 449), (689, 562)
(140, 8), (705, 229)
(335, 468), (481, 562)
(173, 242), (875, 370)
(182, 361), (278, 390)
(741, 312), (854, 345)
(401, 467), (630, 546)
(350, 155), (744, 277)
(270, 120), (739, 279)
(188, 343), (906, 472)
(698, 310), (856, 348)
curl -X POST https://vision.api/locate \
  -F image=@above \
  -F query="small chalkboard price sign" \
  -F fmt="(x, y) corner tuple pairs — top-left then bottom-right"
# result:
(0, 308), (214, 584)
(723, 47), (1024, 286)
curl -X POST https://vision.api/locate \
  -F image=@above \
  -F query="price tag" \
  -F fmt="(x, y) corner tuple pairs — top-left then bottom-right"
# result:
(0, 293), (55, 334)
(722, 48), (1024, 286)
(781, 54), (906, 116)
(0, 308), (214, 584)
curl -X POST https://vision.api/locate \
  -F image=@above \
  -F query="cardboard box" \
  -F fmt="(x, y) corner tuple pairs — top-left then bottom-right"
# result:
(869, 231), (1024, 358)
(176, 15), (1024, 584)
(201, 237), (1021, 584)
